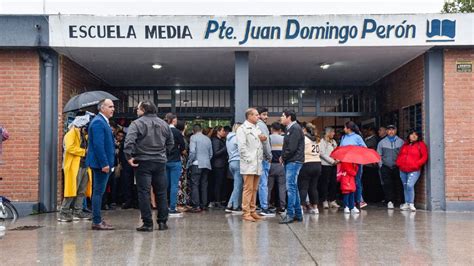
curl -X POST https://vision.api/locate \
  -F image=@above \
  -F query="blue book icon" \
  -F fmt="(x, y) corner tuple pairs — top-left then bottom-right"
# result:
(427, 19), (456, 40)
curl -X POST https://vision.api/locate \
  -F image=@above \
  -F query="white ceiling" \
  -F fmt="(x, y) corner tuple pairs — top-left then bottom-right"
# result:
(54, 46), (431, 87)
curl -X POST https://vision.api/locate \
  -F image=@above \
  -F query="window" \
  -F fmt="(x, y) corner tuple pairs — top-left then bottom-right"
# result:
(401, 103), (422, 138)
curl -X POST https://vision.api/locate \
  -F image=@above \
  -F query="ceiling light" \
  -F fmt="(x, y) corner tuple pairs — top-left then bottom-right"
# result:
(152, 64), (162, 70)
(301, 90), (305, 94)
(175, 89), (181, 94)
(320, 63), (331, 70)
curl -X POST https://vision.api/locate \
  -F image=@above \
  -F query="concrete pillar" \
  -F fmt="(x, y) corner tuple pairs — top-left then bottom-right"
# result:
(234, 52), (249, 123)
(424, 49), (446, 211)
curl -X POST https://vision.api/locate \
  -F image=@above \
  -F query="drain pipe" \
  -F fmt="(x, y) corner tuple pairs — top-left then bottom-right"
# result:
(38, 50), (58, 213)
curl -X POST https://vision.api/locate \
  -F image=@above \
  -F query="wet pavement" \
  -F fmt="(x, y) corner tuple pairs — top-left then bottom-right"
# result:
(0, 207), (473, 265)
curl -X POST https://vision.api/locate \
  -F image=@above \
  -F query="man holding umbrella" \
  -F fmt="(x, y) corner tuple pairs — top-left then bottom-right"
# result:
(86, 99), (116, 230)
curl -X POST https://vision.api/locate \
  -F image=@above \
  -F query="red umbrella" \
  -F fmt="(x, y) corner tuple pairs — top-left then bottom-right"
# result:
(330, 145), (381, 165)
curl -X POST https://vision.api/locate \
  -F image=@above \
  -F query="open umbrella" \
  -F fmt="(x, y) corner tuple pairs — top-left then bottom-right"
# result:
(330, 145), (381, 165)
(63, 91), (118, 113)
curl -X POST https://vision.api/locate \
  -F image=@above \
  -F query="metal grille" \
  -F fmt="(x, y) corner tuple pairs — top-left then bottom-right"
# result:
(175, 89), (231, 115)
(251, 88), (300, 113)
(112, 88), (232, 117)
(251, 87), (376, 116)
(401, 103), (422, 138)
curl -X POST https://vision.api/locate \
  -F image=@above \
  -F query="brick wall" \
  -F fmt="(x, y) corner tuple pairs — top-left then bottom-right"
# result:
(376, 55), (426, 206)
(0, 50), (40, 202)
(443, 48), (474, 202)
(57, 55), (109, 201)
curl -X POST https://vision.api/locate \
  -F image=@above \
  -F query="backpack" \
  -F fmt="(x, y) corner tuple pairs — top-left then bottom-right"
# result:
(0, 126), (9, 142)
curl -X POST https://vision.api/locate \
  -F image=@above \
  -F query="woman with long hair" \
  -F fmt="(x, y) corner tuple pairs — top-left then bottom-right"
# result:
(395, 130), (428, 212)
(209, 125), (229, 208)
(319, 127), (340, 209)
(340, 121), (367, 212)
(297, 123), (322, 214)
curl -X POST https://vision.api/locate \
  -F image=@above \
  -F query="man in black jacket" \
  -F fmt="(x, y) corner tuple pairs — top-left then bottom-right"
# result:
(279, 110), (305, 224)
(165, 113), (186, 217)
(124, 101), (174, 232)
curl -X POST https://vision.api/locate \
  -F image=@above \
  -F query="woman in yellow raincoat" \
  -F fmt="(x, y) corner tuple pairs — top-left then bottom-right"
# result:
(58, 115), (93, 222)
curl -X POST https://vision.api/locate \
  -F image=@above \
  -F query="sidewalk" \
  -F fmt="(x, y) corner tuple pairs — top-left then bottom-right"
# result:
(1, 207), (473, 265)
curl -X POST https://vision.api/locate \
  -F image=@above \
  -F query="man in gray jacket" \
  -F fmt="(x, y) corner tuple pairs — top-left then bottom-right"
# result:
(377, 125), (405, 209)
(256, 107), (274, 216)
(186, 124), (213, 212)
(124, 101), (174, 232)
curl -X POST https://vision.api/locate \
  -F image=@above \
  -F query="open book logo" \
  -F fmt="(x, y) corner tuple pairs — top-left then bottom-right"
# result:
(426, 19), (456, 42)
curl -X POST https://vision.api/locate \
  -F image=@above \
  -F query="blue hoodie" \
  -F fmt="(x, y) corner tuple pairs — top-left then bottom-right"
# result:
(226, 132), (240, 162)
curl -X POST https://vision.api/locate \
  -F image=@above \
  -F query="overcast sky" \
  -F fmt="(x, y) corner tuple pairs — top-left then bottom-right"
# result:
(0, 0), (447, 15)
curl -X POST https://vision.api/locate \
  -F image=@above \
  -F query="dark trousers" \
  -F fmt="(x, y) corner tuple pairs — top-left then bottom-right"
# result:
(380, 165), (404, 204)
(190, 166), (209, 209)
(211, 166), (227, 203)
(135, 161), (168, 226)
(298, 162), (321, 205)
(121, 164), (137, 206)
(362, 166), (384, 203)
(319, 165), (338, 202)
(268, 163), (286, 208)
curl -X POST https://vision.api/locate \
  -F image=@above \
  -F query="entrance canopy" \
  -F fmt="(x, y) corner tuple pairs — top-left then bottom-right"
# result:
(55, 46), (430, 87)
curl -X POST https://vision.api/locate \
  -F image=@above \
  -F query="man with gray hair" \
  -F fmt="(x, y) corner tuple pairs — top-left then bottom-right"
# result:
(86, 99), (116, 230)
(237, 108), (267, 222)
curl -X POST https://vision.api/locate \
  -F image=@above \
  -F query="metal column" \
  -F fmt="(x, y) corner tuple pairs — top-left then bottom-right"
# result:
(234, 52), (249, 123)
(424, 49), (446, 211)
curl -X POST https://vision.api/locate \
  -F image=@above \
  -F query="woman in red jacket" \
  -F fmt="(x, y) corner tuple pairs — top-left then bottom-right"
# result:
(395, 130), (428, 212)
(337, 162), (359, 214)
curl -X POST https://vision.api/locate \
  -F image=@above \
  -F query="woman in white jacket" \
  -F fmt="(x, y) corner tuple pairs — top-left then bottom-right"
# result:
(319, 127), (340, 209)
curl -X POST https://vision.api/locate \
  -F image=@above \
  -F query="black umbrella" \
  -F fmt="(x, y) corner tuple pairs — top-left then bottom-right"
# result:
(63, 91), (118, 113)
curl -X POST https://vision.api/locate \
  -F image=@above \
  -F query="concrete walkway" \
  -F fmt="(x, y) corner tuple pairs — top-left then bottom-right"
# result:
(1, 207), (473, 265)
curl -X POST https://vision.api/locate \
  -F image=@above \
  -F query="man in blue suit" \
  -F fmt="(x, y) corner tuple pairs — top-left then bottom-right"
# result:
(86, 99), (116, 230)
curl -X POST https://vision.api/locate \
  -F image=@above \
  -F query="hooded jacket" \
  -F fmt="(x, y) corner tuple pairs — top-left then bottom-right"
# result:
(395, 141), (428, 173)
(377, 135), (405, 168)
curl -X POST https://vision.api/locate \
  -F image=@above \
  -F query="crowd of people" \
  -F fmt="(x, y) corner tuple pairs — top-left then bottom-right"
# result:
(58, 99), (428, 230)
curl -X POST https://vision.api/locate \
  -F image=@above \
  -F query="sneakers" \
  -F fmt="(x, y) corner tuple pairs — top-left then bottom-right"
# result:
(344, 207), (351, 213)
(232, 207), (243, 214)
(308, 206), (319, 214)
(359, 202), (368, 209)
(409, 204), (416, 212)
(400, 203), (410, 211)
(169, 209), (183, 217)
(73, 211), (92, 220)
(322, 201), (329, 209)
(57, 212), (73, 222)
(259, 209), (276, 217)
(329, 201), (340, 208)
(351, 208), (360, 214)
(387, 201), (394, 209)
(225, 207), (233, 213)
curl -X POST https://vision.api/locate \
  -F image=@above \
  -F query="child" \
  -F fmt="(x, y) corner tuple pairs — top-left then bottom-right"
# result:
(337, 162), (359, 214)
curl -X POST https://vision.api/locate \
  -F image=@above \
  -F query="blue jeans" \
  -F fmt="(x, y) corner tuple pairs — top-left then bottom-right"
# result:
(227, 160), (243, 209)
(166, 161), (182, 211)
(285, 162), (303, 219)
(258, 160), (271, 209)
(343, 193), (355, 209)
(400, 171), (420, 204)
(355, 166), (363, 203)
(92, 169), (110, 224)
